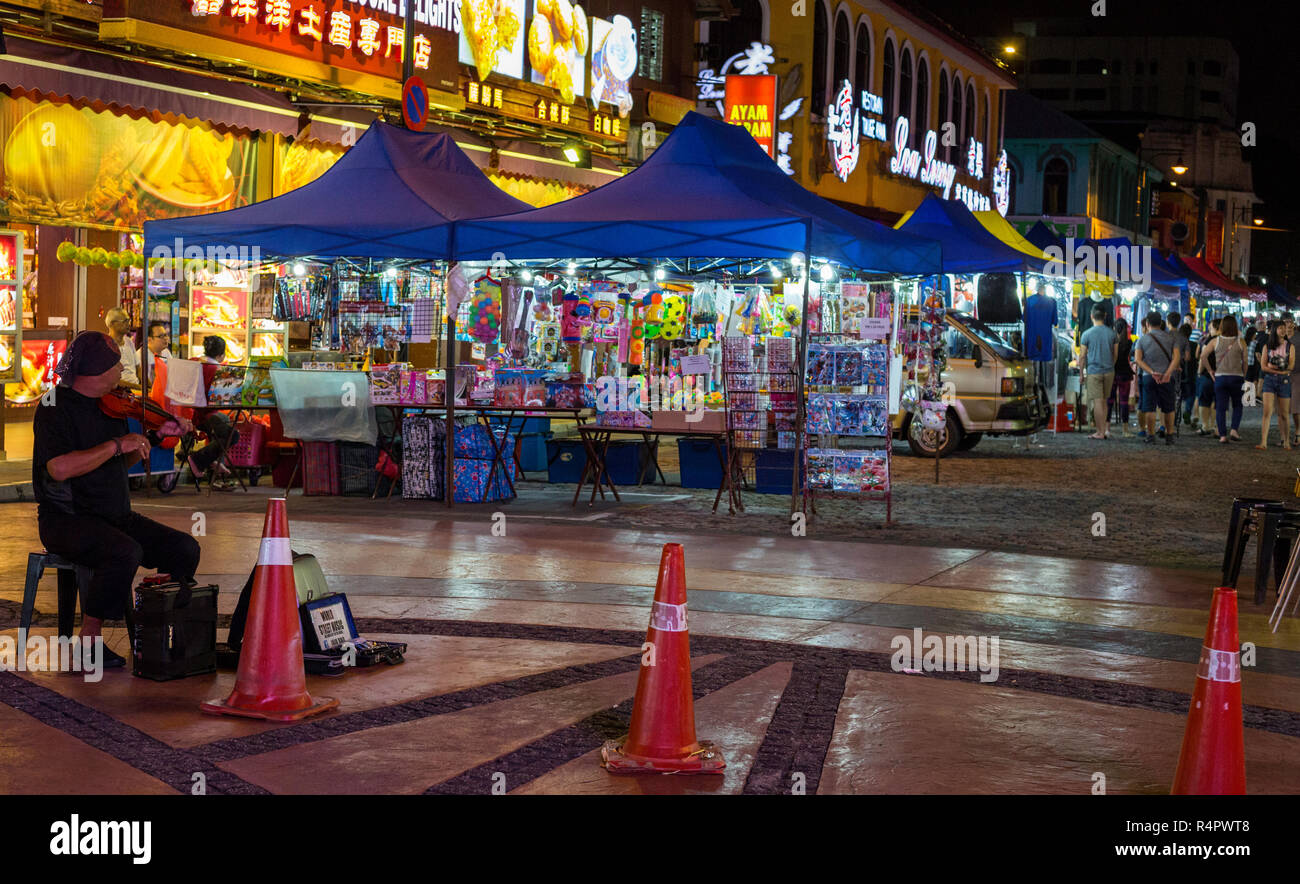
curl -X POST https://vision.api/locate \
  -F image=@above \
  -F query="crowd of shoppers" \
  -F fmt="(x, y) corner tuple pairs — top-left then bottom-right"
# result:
(1080, 309), (1296, 448)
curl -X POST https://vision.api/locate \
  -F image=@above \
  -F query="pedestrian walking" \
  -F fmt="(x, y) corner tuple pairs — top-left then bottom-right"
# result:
(1080, 305), (1119, 440)
(1257, 319), (1294, 450)
(1177, 319), (1196, 427)
(1135, 313), (1181, 445)
(1205, 314), (1247, 443)
(1195, 317), (1221, 435)
(1246, 316), (1267, 403)
(1111, 317), (1135, 434)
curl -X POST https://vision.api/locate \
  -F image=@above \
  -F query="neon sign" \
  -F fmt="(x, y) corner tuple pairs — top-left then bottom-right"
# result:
(888, 116), (956, 198)
(860, 90), (887, 141)
(992, 149), (1010, 217)
(826, 81), (860, 181)
(966, 138), (984, 180)
(699, 42), (800, 175)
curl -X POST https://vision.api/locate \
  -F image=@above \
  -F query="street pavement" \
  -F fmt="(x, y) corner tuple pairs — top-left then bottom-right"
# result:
(2, 478), (1298, 795)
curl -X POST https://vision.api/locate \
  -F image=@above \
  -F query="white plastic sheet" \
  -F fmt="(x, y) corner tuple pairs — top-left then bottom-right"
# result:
(270, 369), (377, 444)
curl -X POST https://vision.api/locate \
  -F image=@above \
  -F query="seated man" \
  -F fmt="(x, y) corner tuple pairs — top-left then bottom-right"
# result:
(185, 335), (240, 491)
(33, 331), (197, 668)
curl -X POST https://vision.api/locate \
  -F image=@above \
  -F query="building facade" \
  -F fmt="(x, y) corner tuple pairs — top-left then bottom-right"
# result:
(1002, 90), (1161, 245)
(1000, 19), (1256, 280)
(697, 0), (1016, 224)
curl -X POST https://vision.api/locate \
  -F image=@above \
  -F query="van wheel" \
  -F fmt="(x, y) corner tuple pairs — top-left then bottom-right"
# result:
(957, 432), (983, 451)
(906, 411), (963, 458)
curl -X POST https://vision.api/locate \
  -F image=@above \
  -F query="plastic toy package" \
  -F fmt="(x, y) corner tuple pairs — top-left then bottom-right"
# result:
(734, 429), (766, 448)
(806, 345), (835, 385)
(723, 336), (754, 371)
(806, 393), (835, 434)
(769, 372), (796, 392)
(766, 336), (795, 373)
(833, 452), (866, 492)
(729, 410), (763, 429)
(834, 348), (864, 387)
(862, 345), (890, 390)
(776, 431), (798, 449)
(807, 449), (836, 488)
(833, 396), (866, 435)
(728, 372), (757, 392)
(860, 397), (889, 436)
(730, 391), (758, 410)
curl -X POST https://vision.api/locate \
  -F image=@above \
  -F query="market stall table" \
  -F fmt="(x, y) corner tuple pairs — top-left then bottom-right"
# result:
(575, 425), (731, 512)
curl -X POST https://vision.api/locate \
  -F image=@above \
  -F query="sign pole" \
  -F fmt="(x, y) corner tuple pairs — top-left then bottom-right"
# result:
(402, 0), (415, 85)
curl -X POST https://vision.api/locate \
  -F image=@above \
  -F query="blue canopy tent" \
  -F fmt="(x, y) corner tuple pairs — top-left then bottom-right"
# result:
(141, 121), (531, 507)
(452, 111), (942, 275)
(143, 121), (530, 259)
(1024, 221), (1064, 253)
(895, 194), (1046, 273)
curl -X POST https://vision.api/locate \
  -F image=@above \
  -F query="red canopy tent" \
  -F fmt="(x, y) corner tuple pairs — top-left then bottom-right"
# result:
(1180, 255), (1266, 301)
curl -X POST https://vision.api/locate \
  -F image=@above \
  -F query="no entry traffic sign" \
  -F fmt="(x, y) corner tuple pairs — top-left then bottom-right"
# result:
(402, 76), (428, 131)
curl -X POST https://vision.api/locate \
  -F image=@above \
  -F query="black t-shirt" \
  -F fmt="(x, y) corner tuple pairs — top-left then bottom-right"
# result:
(1199, 335), (1218, 377)
(32, 386), (131, 521)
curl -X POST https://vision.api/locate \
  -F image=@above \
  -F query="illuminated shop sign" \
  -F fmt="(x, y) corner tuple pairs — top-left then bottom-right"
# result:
(860, 90), (887, 141)
(826, 80), (859, 181)
(590, 112), (622, 138)
(888, 116), (956, 197)
(699, 42), (801, 175)
(966, 137), (984, 180)
(725, 75), (777, 156)
(101, 1), (459, 91)
(992, 149), (1010, 217)
(888, 116), (998, 212)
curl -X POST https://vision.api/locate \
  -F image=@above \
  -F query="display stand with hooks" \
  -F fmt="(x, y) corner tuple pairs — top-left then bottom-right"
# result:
(721, 334), (801, 516)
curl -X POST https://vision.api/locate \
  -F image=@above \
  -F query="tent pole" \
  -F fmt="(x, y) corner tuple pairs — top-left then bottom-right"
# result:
(443, 258), (457, 508)
(793, 221), (812, 517)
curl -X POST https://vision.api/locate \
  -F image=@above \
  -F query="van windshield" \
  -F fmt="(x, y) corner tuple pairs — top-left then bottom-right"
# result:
(954, 317), (1022, 360)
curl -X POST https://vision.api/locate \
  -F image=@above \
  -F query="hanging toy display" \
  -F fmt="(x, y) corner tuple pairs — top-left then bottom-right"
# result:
(736, 286), (761, 336)
(592, 289), (621, 342)
(629, 311), (646, 365)
(660, 294), (687, 340)
(468, 277), (501, 342)
(536, 321), (561, 360)
(641, 291), (664, 340)
(560, 288), (591, 343)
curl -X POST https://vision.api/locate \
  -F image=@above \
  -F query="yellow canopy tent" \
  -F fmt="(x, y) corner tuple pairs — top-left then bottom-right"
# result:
(973, 210), (1114, 297)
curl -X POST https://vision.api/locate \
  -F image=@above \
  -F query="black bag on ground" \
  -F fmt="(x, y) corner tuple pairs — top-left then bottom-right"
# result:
(132, 577), (218, 681)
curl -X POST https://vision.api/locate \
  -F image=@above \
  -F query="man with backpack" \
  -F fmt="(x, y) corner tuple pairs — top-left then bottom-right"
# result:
(1135, 312), (1181, 445)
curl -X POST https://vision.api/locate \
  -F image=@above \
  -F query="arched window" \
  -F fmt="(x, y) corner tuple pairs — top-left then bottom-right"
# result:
(899, 47), (913, 141)
(855, 22), (870, 99)
(882, 39), (896, 125)
(964, 81), (976, 154)
(813, 2), (829, 110)
(938, 69), (950, 160)
(1043, 157), (1069, 215)
(951, 75), (963, 154)
(915, 58), (929, 133)
(832, 12), (850, 95)
(982, 92), (990, 150)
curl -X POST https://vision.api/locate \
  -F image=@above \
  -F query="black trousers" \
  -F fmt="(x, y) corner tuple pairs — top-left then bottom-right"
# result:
(190, 413), (239, 474)
(38, 511), (201, 620)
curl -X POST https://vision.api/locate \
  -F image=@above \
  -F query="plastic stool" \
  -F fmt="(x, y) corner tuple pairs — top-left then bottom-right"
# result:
(1222, 498), (1287, 586)
(20, 551), (94, 638)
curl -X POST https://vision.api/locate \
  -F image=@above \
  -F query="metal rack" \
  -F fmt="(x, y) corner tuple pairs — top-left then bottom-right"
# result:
(721, 335), (801, 514)
(800, 333), (894, 522)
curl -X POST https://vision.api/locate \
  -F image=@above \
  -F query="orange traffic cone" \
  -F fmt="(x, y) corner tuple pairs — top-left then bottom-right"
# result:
(201, 499), (338, 721)
(1171, 587), (1246, 794)
(601, 543), (725, 774)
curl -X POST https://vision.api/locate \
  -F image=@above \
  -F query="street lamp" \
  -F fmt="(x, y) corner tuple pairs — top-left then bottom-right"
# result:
(1134, 140), (1190, 237)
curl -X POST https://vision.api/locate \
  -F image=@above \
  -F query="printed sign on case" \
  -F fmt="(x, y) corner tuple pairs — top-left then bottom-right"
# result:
(308, 598), (353, 650)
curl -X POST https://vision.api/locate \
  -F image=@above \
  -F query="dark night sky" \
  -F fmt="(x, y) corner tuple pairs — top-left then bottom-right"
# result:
(913, 0), (1299, 283)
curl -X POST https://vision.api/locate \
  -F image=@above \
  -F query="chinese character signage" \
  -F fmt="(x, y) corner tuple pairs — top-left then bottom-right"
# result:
(725, 75), (777, 157)
(966, 137), (984, 180)
(992, 149), (1010, 217)
(825, 80), (859, 181)
(0, 231), (22, 386)
(101, 0), (460, 92)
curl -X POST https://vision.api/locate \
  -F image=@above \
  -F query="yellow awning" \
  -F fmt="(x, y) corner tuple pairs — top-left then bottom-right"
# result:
(973, 210), (1114, 296)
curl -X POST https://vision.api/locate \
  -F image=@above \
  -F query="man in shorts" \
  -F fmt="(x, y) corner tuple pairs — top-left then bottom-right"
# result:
(1079, 305), (1119, 439)
(1135, 312), (1181, 445)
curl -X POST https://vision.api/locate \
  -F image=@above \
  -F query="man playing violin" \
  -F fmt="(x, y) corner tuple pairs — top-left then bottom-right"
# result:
(32, 331), (199, 668)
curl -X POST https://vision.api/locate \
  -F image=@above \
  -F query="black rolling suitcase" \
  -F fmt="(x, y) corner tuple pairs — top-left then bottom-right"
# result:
(132, 576), (218, 681)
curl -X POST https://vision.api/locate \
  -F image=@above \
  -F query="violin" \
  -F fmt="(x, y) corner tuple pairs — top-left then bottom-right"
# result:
(98, 388), (187, 438)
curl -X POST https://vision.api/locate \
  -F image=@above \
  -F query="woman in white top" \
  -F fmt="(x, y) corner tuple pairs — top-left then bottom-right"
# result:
(1202, 314), (1248, 443)
(103, 307), (139, 388)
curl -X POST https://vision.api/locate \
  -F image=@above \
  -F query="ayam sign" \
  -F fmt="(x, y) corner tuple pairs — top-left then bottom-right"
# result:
(101, 0), (460, 92)
(724, 75), (777, 157)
